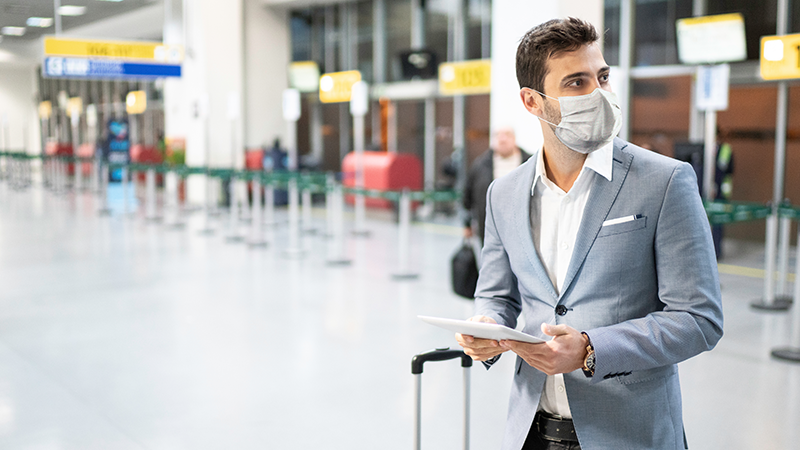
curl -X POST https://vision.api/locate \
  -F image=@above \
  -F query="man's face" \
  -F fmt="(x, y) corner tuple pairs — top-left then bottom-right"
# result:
(522, 42), (612, 126)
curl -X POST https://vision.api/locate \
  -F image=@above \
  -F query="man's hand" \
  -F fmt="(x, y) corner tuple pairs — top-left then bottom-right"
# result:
(455, 316), (508, 361)
(500, 323), (588, 375)
(463, 226), (474, 238)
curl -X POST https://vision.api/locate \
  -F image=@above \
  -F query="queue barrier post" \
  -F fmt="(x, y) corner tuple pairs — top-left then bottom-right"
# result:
(326, 182), (351, 266)
(392, 189), (419, 280)
(197, 170), (216, 235)
(225, 172), (244, 242)
(97, 160), (112, 216)
(247, 172), (268, 248)
(772, 208), (800, 363)
(164, 168), (185, 229)
(145, 167), (161, 222)
(301, 180), (316, 234)
(283, 176), (305, 258)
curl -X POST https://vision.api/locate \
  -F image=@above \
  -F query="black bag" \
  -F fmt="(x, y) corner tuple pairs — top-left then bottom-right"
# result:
(451, 240), (479, 299)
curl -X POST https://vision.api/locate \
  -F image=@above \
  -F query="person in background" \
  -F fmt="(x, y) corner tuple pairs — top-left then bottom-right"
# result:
(712, 129), (734, 259)
(463, 127), (532, 244)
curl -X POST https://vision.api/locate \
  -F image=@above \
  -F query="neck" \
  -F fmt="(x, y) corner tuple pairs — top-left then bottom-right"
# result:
(542, 137), (586, 192)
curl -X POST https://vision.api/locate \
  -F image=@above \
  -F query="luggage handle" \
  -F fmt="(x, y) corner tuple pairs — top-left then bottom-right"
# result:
(412, 348), (471, 450)
(411, 347), (473, 374)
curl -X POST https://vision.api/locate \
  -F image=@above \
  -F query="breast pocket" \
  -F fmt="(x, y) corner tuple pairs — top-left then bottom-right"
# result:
(597, 216), (647, 238)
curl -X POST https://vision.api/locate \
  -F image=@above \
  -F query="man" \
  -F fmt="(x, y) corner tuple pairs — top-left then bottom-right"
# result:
(463, 127), (532, 243)
(455, 18), (723, 450)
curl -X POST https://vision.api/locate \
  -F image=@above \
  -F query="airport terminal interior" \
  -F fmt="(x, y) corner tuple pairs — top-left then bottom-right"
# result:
(1, 0), (800, 449)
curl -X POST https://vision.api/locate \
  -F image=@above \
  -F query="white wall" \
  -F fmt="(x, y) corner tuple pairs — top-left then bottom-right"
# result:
(0, 66), (41, 154)
(244, 0), (290, 150)
(490, 0), (603, 155)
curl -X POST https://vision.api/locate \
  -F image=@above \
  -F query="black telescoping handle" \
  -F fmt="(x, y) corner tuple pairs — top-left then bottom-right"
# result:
(411, 347), (473, 374)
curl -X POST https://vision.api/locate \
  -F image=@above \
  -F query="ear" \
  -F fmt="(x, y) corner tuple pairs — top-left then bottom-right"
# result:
(520, 88), (544, 117)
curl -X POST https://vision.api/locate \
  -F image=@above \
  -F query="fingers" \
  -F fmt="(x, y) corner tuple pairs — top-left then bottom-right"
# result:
(541, 322), (574, 337)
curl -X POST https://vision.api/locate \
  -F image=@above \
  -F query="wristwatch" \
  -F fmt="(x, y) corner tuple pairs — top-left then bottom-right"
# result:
(581, 332), (595, 378)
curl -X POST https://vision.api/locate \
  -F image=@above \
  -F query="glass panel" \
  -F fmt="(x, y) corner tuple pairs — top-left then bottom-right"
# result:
(356, 0), (374, 82)
(466, 0), (486, 60)
(386, 0), (411, 82)
(290, 10), (313, 62)
(633, 0), (693, 66)
(629, 76), (691, 156)
(426, 0), (450, 67)
(604, 0), (621, 66)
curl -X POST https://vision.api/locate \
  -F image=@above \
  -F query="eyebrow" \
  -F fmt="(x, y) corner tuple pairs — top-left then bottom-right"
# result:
(560, 66), (611, 85)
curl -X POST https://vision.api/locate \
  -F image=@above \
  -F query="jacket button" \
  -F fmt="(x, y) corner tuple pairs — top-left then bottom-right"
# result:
(555, 305), (568, 316)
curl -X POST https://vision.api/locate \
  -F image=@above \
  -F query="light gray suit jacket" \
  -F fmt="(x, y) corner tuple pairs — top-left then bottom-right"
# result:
(475, 138), (724, 450)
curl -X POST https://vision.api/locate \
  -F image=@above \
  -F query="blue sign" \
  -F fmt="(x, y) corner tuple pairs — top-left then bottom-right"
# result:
(43, 57), (181, 79)
(104, 119), (130, 182)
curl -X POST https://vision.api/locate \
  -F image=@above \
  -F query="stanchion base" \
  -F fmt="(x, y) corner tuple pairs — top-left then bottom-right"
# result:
(351, 230), (371, 238)
(283, 248), (306, 259)
(146, 216), (163, 223)
(247, 240), (269, 248)
(225, 235), (245, 243)
(771, 348), (800, 362)
(98, 208), (113, 216)
(208, 209), (222, 217)
(301, 228), (318, 235)
(326, 258), (352, 266)
(165, 222), (187, 230)
(197, 228), (215, 236)
(750, 296), (793, 312)
(391, 272), (419, 281)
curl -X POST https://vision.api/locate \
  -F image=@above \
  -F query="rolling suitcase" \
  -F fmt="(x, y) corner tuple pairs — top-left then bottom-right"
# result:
(411, 347), (473, 450)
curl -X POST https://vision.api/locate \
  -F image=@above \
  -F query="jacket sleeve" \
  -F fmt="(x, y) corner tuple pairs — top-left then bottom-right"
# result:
(586, 163), (724, 383)
(473, 181), (522, 329)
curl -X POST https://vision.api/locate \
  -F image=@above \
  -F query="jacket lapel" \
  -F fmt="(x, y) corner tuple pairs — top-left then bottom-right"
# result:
(559, 139), (633, 298)
(514, 154), (559, 301)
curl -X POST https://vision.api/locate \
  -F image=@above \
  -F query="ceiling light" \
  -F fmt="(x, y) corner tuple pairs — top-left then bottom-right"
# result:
(96, 0), (124, 2)
(1, 26), (26, 36)
(58, 5), (87, 16)
(26, 17), (54, 28)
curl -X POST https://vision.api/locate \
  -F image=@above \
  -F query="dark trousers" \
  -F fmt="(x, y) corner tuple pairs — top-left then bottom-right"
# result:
(522, 434), (582, 450)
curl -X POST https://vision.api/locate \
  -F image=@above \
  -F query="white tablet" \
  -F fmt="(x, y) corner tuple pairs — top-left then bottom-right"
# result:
(418, 315), (548, 344)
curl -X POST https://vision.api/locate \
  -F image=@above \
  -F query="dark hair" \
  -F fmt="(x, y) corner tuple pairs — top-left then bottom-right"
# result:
(516, 17), (599, 93)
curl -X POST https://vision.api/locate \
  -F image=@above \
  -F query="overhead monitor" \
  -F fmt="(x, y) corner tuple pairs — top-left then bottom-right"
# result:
(399, 49), (438, 80)
(676, 13), (747, 65)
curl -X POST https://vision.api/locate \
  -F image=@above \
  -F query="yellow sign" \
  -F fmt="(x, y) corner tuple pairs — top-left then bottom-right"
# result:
(66, 97), (83, 117)
(126, 91), (147, 114)
(319, 70), (362, 103)
(44, 37), (184, 63)
(760, 34), (800, 80)
(38, 101), (52, 119)
(439, 59), (492, 95)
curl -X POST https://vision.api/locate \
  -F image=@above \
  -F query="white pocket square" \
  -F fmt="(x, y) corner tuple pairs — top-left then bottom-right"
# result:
(602, 214), (643, 227)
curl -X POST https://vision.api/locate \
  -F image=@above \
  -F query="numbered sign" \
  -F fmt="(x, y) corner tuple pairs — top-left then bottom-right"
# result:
(319, 70), (362, 103)
(438, 59), (492, 96)
(760, 33), (800, 80)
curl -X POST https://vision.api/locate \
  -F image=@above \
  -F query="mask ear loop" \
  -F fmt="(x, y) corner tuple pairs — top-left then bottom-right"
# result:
(530, 88), (559, 128)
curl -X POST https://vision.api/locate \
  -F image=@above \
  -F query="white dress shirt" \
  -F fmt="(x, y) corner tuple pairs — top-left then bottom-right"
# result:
(529, 142), (613, 418)
(493, 150), (522, 181)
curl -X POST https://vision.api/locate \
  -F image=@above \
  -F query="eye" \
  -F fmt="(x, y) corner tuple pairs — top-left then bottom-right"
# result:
(599, 73), (610, 83)
(567, 78), (582, 87)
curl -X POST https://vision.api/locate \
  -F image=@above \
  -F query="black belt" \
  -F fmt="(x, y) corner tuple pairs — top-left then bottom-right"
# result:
(533, 411), (578, 443)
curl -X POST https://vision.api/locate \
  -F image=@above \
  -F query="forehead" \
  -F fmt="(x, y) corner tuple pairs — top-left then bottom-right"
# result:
(543, 43), (607, 83)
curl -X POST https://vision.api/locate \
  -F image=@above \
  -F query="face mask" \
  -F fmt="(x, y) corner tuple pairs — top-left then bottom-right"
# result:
(534, 88), (622, 154)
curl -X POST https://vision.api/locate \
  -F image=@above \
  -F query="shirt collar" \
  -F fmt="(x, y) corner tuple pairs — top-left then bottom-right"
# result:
(531, 141), (614, 196)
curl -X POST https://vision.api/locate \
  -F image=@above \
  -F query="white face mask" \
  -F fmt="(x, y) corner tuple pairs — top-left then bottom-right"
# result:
(534, 88), (622, 154)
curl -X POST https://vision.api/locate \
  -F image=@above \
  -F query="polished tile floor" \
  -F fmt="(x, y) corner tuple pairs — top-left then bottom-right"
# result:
(1, 180), (800, 450)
